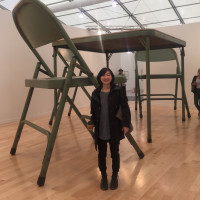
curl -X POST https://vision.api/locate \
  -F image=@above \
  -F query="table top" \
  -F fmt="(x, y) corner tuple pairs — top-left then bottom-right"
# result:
(52, 29), (186, 53)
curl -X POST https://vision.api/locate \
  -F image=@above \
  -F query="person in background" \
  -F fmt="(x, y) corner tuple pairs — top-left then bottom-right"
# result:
(89, 68), (131, 190)
(191, 68), (200, 117)
(118, 68), (127, 96)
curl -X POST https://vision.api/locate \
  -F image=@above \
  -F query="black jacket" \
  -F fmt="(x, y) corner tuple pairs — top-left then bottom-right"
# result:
(191, 76), (197, 93)
(91, 85), (131, 145)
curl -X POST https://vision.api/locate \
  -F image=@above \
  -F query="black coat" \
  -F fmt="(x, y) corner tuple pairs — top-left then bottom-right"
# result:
(191, 76), (197, 93)
(91, 85), (131, 144)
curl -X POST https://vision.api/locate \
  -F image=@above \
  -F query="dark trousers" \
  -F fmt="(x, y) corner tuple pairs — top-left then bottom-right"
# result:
(194, 89), (200, 111)
(121, 86), (127, 97)
(98, 138), (120, 175)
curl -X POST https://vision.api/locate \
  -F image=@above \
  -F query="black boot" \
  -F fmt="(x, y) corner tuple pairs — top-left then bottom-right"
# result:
(100, 174), (108, 190)
(110, 172), (118, 190)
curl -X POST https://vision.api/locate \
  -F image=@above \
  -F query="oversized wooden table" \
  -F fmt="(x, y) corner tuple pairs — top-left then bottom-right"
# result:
(53, 29), (186, 143)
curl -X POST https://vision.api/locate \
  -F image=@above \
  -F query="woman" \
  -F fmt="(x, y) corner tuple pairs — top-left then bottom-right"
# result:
(191, 68), (200, 117)
(89, 68), (131, 190)
(118, 68), (127, 96)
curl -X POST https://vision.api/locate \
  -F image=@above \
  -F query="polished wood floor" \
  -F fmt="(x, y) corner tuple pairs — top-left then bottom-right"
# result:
(1, 102), (200, 200)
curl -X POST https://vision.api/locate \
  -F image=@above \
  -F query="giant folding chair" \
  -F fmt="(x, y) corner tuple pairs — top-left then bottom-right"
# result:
(10, 0), (101, 186)
(10, 0), (144, 187)
(135, 48), (190, 119)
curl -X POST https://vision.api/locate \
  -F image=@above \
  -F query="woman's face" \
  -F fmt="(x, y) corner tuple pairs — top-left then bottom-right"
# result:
(100, 70), (112, 86)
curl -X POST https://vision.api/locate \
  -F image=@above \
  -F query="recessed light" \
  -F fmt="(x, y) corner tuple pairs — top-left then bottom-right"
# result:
(79, 12), (84, 18)
(112, 0), (117, 7)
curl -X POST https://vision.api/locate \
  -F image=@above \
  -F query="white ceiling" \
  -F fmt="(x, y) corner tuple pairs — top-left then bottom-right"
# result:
(1, 0), (200, 34)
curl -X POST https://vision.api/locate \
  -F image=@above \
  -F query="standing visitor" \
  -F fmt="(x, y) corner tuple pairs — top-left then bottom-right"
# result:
(88, 68), (131, 190)
(191, 68), (200, 117)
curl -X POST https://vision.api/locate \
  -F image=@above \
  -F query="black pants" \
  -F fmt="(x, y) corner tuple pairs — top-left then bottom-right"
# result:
(194, 89), (200, 111)
(121, 86), (127, 97)
(98, 138), (120, 175)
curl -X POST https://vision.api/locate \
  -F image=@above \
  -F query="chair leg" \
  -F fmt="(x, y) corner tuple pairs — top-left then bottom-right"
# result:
(68, 86), (78, 116)
(10, 89), (34, 155)
(68, 71), (82, 116)
(184, 93), (191, 118)
(37, 58), (76, 186)
(137, 80), (143, 119)
(10, 63), (41, 155)
(174, 67), (178, 110)
(49, 104), (56, 125)
(66, 95), (95, 140)
(49, 89), (61, 125)
(135, 69), (138, 111)
(176, 62), (190, 118)
(179, 77), (191, 118)
(49, 66), (68, 125)
(37, 88), (70, 186)
(37, 133), (57, 186)
(125, 132), (144, 159)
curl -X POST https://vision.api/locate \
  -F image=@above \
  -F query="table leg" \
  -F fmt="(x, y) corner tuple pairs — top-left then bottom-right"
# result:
(145, 37), (152, 143)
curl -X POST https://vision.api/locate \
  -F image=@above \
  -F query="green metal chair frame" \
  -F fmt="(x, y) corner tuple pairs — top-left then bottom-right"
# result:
(10, 0), (100, 187)
(10, 0), (144, 187)
(135, 48), (191, 119)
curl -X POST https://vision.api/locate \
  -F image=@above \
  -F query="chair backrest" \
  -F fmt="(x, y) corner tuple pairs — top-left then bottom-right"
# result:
(13, 0), (98, 86)
(13, 0), (64, 49)
(135, 48), (177, 62)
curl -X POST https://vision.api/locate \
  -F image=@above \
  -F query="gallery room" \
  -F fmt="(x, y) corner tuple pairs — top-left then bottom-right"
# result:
(1, 0), (200, 199)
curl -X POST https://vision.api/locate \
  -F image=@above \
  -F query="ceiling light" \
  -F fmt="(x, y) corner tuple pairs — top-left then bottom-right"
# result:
(98, 30), (102, 35)
(79, 12), (84, 18)
(112, 0), (117, 7)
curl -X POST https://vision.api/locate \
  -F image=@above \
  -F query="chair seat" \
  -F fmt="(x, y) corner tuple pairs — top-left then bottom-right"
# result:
(25, 75), (126, 89)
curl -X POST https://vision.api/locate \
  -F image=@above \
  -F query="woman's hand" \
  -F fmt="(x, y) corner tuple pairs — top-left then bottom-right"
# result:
(123, 126), (129, 135)
(87, 123), (94, 131)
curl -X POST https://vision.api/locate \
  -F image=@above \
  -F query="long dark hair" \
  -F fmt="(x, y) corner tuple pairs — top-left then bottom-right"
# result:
(97, 68), (115, 87)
